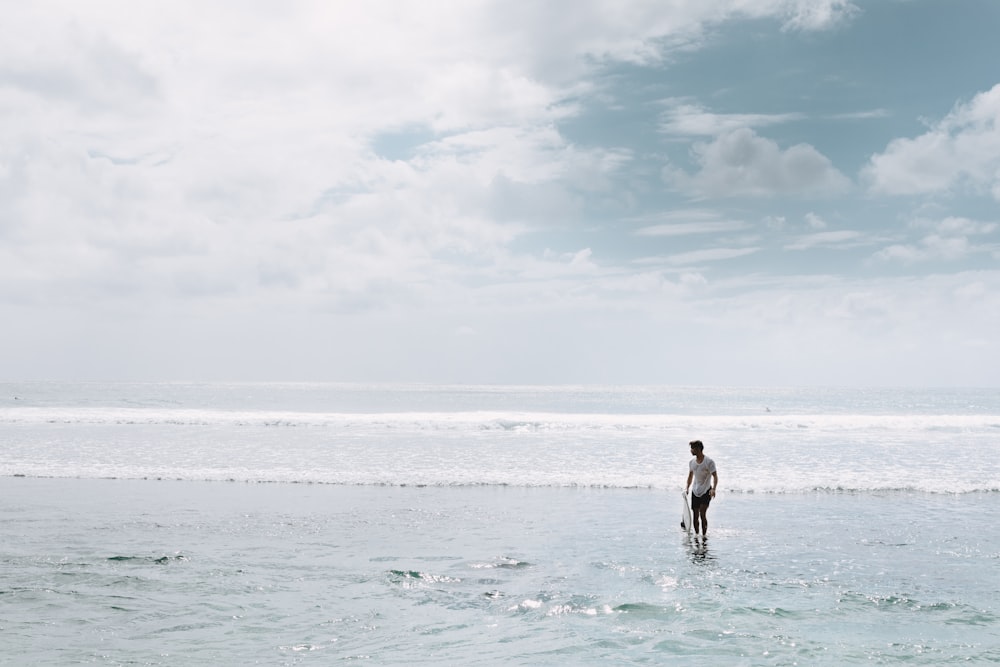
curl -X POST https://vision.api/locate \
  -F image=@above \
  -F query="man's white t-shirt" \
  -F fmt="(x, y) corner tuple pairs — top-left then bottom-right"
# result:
(689, 455), (717, 496)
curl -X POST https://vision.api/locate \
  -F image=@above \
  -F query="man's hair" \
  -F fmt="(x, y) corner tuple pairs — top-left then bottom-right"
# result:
(689, 440), (704, 451)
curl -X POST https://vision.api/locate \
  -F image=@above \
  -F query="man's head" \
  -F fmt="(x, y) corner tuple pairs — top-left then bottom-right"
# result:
(689, 440), (704, 454)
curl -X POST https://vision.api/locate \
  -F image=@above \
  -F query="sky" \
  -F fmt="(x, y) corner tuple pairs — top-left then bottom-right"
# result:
(1, 0), (999, 386)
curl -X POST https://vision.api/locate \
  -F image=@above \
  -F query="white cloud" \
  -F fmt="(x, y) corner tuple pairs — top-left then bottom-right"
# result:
(570, 247), (596, 269)
(784, 230), (863, 250)
(873, 216), (998, 263)
(863, 83), (1000, 200)
(664, 128), (851, 197)
(917, 216), (998, 236)
(779, 0), (860, 32)
(2, 0), (995, 387)
(826, 290), (894, 321)
(659, 101), (804, 136)
(666, 247), (760, 265)
(7, 0), (848, 317)
(630, 209), (750, 238)
(804, 212), (828, 229)
(479, 0), (859, 79)
(874, 236), (971, 263)
(637, 221), (747, 236)
(828, 109), (890, 120)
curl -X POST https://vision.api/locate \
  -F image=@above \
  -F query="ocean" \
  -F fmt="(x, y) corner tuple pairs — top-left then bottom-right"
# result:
(1, 382), (998, 665)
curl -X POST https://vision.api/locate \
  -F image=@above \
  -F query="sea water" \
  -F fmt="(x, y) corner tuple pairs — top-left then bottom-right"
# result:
(1, 382), (998, 665)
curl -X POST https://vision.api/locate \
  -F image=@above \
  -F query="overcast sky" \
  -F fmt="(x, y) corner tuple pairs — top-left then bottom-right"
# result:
(2, 0), (998, 386)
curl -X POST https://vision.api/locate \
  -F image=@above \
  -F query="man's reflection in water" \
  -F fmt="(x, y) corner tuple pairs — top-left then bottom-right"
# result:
(685, 534), (716, 563)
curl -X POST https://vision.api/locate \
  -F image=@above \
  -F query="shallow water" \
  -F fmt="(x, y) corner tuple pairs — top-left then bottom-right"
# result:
(2, 478), (997, 665)
(2, 382), (998, 663)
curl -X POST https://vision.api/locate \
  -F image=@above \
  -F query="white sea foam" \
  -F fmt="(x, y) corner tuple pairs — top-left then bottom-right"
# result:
(2, 406), (997, 432)
(2, 384), (998, 493)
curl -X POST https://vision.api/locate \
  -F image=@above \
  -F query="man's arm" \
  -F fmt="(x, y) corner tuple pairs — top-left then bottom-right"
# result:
(710, 471), (718, 497)
(686, 470), (693, 492)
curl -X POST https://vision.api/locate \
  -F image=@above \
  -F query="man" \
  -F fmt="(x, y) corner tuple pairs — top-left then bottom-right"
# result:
(685, 440), (718, 537)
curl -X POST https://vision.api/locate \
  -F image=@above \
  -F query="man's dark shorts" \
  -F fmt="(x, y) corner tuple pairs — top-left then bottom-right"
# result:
(691, 491), (712, 510)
